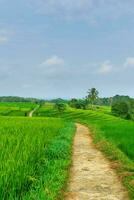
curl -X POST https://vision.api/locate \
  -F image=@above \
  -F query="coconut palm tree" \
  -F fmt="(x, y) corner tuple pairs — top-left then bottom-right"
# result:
(87, 88), (99, 108)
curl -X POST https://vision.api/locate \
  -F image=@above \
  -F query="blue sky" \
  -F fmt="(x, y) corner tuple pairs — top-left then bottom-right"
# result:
(0, 0), (134, 99)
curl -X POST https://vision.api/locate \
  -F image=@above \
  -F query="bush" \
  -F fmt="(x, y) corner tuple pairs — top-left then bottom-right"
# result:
(69, 99), (88, 109)
(111, 101), (131, 119)
(55, 102), (66, 113)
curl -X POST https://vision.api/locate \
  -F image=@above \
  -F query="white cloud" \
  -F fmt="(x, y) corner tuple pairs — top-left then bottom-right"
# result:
(97, 60), (113, 74)
(42, 55), (64, 66)
(39, 55), (65, 77)
(124, 57), (134, 68)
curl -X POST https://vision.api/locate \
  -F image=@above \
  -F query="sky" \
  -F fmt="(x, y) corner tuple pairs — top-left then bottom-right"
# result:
(0, 0), (134, 99)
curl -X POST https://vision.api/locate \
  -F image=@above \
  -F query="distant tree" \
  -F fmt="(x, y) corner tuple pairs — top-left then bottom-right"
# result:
(69, 99), (78, 108)
(0, 96), (41, 103)
(111, 101), (131, 119)
(55, 102), (66, 113)
(109, 97), (113, 106)
(129, 99), (134, 120)
(69, 99), (88, 110)
(38, 100), (45, 106)
(50, 98), (68, 104)
(87, 88), (99, 107)
(112, 95), (130, 104)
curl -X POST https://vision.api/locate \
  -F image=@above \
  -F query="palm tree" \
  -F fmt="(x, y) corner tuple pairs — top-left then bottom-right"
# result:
(87, 88), (99, 108)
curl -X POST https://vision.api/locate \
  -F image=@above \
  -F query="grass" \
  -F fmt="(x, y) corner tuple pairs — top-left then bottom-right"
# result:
(2, 101), (134, 199)
(34, 103), (56, 117)
(35, 103), (134, 199)
(0, 116), (75, 200)
(0, 102), (37, 116)
(36, 104), (134, 162)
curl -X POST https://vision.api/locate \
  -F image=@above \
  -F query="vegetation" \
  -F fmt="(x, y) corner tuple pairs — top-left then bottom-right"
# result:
(0, 102), (37, 116)
(0, 96), (42, 103)
(0, 117), (75, 200)
(69, 98), (88, 109)
(111, 101), (131, 119)
(48, 98), (69, 104)
(111, 97), (134, 120)
(1, 90), (134, 199)
(86, 87), (99, 107)
(34, 102), (134, 199)
(55, 102), (66, 114)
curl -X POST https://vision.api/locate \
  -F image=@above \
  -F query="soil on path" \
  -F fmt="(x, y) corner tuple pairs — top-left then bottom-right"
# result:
(65, 124), (129, 200)
(29, 105), (39, 117)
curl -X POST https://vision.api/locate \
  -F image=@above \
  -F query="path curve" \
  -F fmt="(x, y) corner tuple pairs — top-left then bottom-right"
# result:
(29, 105), (40, 117)
(65, 124), (129, 200)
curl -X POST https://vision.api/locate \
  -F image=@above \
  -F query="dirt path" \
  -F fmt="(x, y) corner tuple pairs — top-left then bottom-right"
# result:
(29, 105), (39, 117)
(65, 124), (129, 200)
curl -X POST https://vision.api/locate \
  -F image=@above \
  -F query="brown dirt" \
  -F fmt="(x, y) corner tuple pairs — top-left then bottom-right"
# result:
(65, 124), (129, 200)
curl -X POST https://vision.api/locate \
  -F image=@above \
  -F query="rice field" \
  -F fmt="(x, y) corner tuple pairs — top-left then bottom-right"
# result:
(0, 116), (75, 200)
(1, 101), (134, 199)
(0, 102), (37, 116)
(35, 103), (134, 162)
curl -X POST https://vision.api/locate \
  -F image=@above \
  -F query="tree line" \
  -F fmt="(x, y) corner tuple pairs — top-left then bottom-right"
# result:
(68, 88), (134, 120)
(0, 96), (44, 104)
(1, 92), (134, 120)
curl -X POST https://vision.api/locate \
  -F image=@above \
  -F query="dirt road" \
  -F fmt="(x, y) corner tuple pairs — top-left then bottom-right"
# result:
(65, 124), (129, 200)
(29, 105), (39, 117)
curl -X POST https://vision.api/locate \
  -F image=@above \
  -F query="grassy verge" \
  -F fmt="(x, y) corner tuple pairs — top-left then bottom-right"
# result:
(0, 117), (75, 200)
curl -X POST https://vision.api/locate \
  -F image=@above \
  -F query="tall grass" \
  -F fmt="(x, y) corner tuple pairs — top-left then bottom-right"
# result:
(36, 103), (134, 162)
(35, 103), (134, 199)
(0, 102), (36, 116)
(0, 117), (75, 200)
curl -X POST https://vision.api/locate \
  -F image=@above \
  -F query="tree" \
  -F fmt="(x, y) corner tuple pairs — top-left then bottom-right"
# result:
(55, 102), (66, 113)
(87, 88), (99, 107)
(111, 101), (131, 119)
(129, 99), (134, 120)
(69, 99), (88, 110)
(69, 98), (78, 108)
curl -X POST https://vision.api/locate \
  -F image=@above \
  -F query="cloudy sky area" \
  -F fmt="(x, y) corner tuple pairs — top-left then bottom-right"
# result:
(0, 0), (134, 98)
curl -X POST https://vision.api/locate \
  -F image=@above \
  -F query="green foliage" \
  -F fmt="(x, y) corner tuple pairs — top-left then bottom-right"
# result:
(111, 101), (131, 119)
(95, 97), (113, 106)
(0, 96), (42, 103)
(0, 102), (37, 116)
(129, 100), (134, 120)
(111, 97), (134, 120)
(49, 98), (69, 104)
(0, 117), (75, 200)
(69, 98), (88, 109)
(85, 95), (134, 107)
(112, 95), (131, 103)
(55, 102), (66, 113)
(37, 104), (134, 163)
(2, 97), (134, 199)
(87, 88), (99, 105)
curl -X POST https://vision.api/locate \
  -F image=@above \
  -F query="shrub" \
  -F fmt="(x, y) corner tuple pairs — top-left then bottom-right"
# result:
(55, 102), (66, 113)
(111, 101), (131, 119)
(69, 99), (88, 110)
